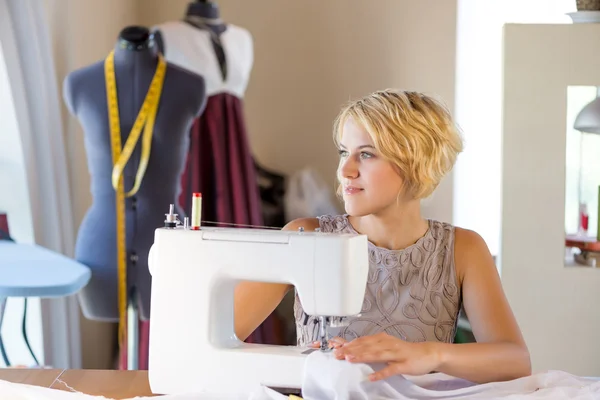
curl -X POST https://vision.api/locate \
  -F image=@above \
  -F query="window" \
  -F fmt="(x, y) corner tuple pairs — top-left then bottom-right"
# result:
(565, 86), (600, 238)
(0, 35), (44, 367)
(454, 0), (577, 264)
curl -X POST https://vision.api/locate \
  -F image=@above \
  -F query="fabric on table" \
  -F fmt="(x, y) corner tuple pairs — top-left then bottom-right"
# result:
(300, 351), (600, 399)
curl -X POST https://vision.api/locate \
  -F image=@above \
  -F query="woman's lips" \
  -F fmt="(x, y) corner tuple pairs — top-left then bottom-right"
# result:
(344, 186), (364, 195)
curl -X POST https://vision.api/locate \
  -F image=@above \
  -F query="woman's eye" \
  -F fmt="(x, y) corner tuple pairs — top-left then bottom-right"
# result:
(360, 152), (373, 159)
(338, 149), (348, 157)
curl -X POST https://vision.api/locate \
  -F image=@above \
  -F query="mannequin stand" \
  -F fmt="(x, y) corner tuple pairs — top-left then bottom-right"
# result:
(126, 287), (139, 370)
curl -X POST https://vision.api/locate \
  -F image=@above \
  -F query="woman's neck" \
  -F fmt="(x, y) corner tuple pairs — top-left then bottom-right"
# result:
(349, 200), (429, 250)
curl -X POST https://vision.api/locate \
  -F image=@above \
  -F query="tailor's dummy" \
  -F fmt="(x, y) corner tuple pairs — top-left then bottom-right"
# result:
(63, 26), (206, 365)
(151, 1), (262, 225)
(151, 2), (283, 345)
(154, 0), (228, 83)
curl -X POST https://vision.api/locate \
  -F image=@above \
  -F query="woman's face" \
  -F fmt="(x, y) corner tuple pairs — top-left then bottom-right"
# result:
(337, 118), (406, 216)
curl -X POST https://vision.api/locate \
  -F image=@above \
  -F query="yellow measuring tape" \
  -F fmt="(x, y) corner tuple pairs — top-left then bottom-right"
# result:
(104, 50), (167, 349)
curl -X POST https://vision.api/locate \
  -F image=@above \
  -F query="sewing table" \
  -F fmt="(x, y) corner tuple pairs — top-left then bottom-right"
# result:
(0, 241), (91, 366)
(0, 368), (155, 398)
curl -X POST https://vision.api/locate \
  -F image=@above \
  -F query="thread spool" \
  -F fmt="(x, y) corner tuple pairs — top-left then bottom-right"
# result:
(191, 193), (202, 230)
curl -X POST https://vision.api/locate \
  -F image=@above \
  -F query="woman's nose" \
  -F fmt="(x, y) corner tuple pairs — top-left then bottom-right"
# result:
(339, 158), (359, 179)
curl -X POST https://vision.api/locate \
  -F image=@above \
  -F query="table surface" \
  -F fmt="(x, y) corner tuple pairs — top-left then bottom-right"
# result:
(0, 368), (156, 398)
(0, 241), (90, 298)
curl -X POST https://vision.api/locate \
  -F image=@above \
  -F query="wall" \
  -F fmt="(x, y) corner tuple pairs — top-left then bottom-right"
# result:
(140, 0), (458, 223)
(501, 23), (600, 376)
(43, 0), (141, 369)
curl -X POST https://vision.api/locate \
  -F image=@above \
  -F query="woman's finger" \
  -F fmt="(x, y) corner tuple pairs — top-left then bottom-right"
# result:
(328, 337), (346, 349)
(368, 362), (406, 381)
(343, 349), (399, 363)
(339, 339), (379, 354)
(333, 343), (372, 360)
(342, 335), (386, 349)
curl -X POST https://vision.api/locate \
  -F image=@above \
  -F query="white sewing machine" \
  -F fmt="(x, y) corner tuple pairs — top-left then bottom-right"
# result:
(147, 206), (369, 397)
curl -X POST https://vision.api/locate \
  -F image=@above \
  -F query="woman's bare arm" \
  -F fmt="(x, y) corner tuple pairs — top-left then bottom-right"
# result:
(433, 228), (531, 383)
(234, 217), (320, 341)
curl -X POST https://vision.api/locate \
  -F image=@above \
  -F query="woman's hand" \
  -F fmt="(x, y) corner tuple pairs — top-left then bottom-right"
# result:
(332, 332), (441, 381)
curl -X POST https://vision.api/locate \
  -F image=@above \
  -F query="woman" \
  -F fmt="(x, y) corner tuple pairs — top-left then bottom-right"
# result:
(234, 89), (531, 384)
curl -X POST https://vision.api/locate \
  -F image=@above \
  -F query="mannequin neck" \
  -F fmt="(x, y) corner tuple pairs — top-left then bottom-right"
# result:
(185, 1), (226, 33)
(186, 1), (220, 20)
(114, 26), (158, 66)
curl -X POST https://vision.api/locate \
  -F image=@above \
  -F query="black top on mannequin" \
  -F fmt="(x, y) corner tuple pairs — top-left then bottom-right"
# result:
(154, 1), (228, 80)
(63, 25), (207, 322)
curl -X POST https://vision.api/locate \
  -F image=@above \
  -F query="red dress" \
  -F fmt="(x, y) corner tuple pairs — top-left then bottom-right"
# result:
(178, 93), (264, 229)
(118, 20), (284, 370)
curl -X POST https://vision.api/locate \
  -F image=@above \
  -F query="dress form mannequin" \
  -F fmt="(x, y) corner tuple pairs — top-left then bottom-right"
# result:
(156, 0), (226, 40)
(154, 0), (227, 86)
(151, 2), (259, 227)
(152, 8), (285, 345)
(63, 26), (206, 368)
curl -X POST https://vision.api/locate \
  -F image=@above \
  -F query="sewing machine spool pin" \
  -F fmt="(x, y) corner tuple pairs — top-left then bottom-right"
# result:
(164, 204), (180, 228)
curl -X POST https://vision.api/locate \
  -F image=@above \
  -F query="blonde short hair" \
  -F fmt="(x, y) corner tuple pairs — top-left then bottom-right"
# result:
(333, 89), (463, 199)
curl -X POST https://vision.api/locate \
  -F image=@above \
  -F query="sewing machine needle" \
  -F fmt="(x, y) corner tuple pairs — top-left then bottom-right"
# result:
(318, 316), (328, 351)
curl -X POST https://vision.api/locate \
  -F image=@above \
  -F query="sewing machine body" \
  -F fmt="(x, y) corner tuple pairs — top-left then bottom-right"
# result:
(147, 225), (369, 396)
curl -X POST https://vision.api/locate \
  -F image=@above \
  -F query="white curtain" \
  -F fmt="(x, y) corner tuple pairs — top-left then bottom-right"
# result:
(0, 0), (82, 368)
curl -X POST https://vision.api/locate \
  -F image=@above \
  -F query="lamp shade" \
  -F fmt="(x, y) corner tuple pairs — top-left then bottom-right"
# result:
(574, 88), (600, 134)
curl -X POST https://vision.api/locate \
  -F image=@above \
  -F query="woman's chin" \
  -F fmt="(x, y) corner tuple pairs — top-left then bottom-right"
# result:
(343, 202), (373, 217)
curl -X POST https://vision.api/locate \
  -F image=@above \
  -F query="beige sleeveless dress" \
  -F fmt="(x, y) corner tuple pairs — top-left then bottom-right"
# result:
(293, 214), (461, 346)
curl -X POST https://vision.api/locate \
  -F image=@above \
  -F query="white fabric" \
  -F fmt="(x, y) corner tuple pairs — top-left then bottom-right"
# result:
(301, 351), (600, 399)
(284, 167), (340, 221)
(0, 377), (284, 400)
(1, 351), (600, 399)
(0, 378), (107, 400)
(152, 21), (254, 98)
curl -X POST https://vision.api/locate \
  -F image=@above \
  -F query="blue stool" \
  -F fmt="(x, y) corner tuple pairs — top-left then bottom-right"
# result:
(0, 241), (91, 366)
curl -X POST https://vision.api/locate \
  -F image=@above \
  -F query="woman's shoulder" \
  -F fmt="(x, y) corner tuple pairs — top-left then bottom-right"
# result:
(452, 226), (496, 282)
(453, 226), (490, 255)
(427, 221), (485, 247)
(453, 226), (485, 242)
